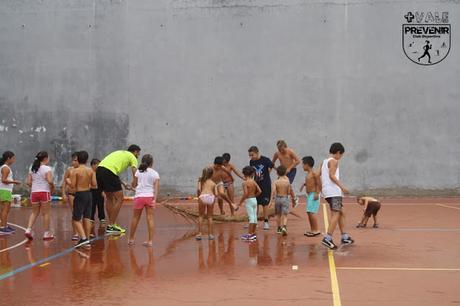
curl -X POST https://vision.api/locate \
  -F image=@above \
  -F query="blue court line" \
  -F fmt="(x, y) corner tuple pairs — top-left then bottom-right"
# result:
(0, 234), (108, 281)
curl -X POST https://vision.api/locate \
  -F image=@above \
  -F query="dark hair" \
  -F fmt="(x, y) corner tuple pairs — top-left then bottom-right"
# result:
(302, 156), (314, 167)
(0, 151), (15, 166)
(199, 167), (214, 185)
(248, 146), (259, 153)
(77, 151), (89, 164)
(139, 154), (153, 173)
(214, 156), (224, 165)
(242, 166), (255, 177)
(222, 153), (231, 162)
(276, 165), (287, 176)
(329, 142), (345, 154)
(71, 152), (78, 159)
(128, 144), (141, 153)
(31, 151), (48, 173)
(90, 158), (100, 166)
(276, 140), (287, 148)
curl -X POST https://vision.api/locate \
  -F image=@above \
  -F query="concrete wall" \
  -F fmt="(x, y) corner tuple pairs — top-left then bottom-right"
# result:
(1, 0), (459, 195)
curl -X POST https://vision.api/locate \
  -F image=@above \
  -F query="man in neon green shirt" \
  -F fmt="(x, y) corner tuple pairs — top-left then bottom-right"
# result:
(96, 145), (141, 234)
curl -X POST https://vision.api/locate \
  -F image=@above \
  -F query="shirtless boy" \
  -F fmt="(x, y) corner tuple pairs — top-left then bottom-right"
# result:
(270, 166), (296, 236)
(237, 166), (262, 241)
(271, 140), (300, 184)
(356, 196), (381, 228)
(300, 156), (321, 237)
(218, 153), (244, 216)
(211, 156), (235, 212)
(69, 151), (97, 248)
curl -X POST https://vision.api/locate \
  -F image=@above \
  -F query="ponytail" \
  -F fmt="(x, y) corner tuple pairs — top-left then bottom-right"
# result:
(138, 154), (153, 173)
(31, 151), (48, 173)
(0, 151), (14, 166)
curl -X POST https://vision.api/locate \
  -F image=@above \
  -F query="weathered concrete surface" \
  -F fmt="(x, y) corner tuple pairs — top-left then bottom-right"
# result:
(0, 0), (459, 195)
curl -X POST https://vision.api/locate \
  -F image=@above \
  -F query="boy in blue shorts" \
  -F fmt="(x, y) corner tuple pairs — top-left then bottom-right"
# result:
(300, 156), (321, 237)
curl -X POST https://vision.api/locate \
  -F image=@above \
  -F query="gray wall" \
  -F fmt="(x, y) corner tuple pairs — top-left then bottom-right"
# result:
(1, 0), (459, 195)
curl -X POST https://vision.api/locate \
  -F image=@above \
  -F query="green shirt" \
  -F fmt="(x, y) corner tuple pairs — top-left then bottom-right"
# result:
(99, 150), (138, 176)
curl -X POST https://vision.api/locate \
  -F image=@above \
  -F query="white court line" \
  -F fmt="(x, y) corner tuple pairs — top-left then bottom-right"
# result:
(437, 204), (460, 211)
(0, 222), (28, 253)
(337, 267), (460, 272)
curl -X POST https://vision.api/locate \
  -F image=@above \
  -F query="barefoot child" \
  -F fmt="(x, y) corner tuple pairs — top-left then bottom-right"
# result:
(68, 151), (97, 248)
(218, 153), (244, 216)
(320, 143), (354, 250)
(61, 152), (79, 241)
(25, 151), (55, 240)
(270, 166), (296, 236)
(211, 156), (235, 215)
(237, 166), (261, 241)
(196, 167), (218, 241)
(356, 196), (381, 228)
(0, 151), (21, 235)
(128, 154), (159, 247)
(300, 156), (321, 237)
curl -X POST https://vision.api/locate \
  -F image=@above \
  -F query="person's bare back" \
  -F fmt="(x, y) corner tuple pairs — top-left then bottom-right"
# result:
(274, 177), (291, 196)
(200, 179), (217, 196)
(305, 170), (319, 193)
(244, 179), (260, 198)
(71, 166), (96, 192)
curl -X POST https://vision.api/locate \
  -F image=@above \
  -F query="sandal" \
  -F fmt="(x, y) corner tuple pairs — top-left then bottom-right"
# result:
(304, 232), (321, 237)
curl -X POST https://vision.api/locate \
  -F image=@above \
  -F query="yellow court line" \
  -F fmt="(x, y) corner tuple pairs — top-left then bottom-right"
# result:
(39, 262), (50, 268)
(322, 203), (342, 306)
(437, 204), (460, 211)
(337, 267), (460, 272)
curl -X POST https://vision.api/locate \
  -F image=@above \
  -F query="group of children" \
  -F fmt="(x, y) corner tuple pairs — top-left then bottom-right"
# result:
(195, 141), (381, 250)
(0, 140), (382, 251)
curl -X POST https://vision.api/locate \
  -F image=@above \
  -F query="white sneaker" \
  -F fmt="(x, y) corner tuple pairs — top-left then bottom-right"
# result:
(263, 221), (270, 230)
(43, 231), (55, 241)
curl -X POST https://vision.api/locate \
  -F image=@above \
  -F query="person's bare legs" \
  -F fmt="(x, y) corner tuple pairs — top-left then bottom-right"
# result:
(68, 195), (78, 236)
(129, 209), (142, 244)
(327, 210), (341, 236)
(0, 201), (11, 228)
(227, 184), (235, 216)
(307, 212), (319, 233)
(27, 204), (40, 229)
(207, 204), (214, 238)
(282, 214), (288, 227)
(41, 202), (51, 232)
(276, 214), (281, 228)
(372, 213), (379, 227)
(263, 205), (269, 221)
(338, 211), (346, 234)
(73, 220), (87, 239)
(144, 207), (154, 246)
(111, 191), (124, 225)
(249, 223), (257, 235)
(105, 192), (115, 224)
(197, 200), (205, 238)
(83, 218), (92, 238)
(359, 215), (370, 227)
(217, 185), (233, 206)
(217, 197), (224, 215)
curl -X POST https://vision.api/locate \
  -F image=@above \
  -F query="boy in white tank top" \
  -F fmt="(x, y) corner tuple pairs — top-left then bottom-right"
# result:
(320, 143), (354, 250)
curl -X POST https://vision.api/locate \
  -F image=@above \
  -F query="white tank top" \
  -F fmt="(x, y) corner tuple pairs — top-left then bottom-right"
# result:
(30, 165), (52, 193)
(321, 158), (342, 198)
(0, 165), (13, 191)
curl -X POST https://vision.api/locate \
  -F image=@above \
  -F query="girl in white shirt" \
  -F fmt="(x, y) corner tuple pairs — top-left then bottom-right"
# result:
(25, 151), (55, 240)
(128, 154), (160, 247)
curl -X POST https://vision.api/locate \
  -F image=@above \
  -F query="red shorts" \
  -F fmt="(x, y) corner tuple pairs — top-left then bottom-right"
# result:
(31, 192), (51, 204)
(133, 197), (155, 210)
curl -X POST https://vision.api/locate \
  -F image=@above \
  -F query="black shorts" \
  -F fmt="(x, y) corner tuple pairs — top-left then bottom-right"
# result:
(96, 166), (122, 193)
(364, 201), (381, 217)
(326, 197), (343, 212)
(257, 188), (271, 206)
(73, 191), (92, 221)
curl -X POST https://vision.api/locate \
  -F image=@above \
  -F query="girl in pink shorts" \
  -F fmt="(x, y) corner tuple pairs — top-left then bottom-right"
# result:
(195, 167), (218, 241)
(128, 154), (160, 247)
(25, 151), (55, 240)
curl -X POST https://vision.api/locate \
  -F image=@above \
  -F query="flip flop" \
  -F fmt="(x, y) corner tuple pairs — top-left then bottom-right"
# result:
(304, 232), (321, 237)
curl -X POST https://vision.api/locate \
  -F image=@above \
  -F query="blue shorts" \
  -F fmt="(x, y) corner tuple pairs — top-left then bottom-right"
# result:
(306, 192), (320, 213)
(245, 197), (258, 224)
(286, 168), (297, 184)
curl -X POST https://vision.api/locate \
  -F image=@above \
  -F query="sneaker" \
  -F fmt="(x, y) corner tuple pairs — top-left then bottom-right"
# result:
(263, 221), (270, 230)
(241, 234), (251, 241)
(71, 234), (79, 241)
(25, 228), (34, 240)
(281, 227), (287, 236)
(195, 235), (202, 241)
(321, 237), (337, 250)
(6, 225), (16, 233)
(276, 227), (283, 234)
(0, 227), (12, 235)
(341, 236), (354, 245)
(373, 224), (379, 228)
(43, 231), (55, 241)
(248, 234), (257, 241)
(356, 223), (366, 228)
(75, 238), (90, 248)
(112, 224), (126, 234)
(208, 234), (215, 240)
(293, 197), (299, 208)
(100, 219), (107, 224)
